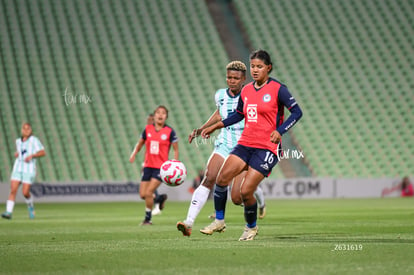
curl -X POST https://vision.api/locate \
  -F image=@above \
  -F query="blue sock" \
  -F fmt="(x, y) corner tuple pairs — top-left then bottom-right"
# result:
(214, 185), (228, 220)
(244, 202), (257, 228)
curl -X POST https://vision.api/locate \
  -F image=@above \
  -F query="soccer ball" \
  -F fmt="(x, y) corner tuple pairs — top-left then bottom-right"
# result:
(160, 160), (187, 186)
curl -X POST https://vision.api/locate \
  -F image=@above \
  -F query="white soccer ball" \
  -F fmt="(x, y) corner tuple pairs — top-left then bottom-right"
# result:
(160, 160), (187, 187)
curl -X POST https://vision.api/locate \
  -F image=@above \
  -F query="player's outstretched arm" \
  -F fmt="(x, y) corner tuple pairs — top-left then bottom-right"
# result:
(201, 109), (244, 138)
(200, 121), (224, 139)
(129, 138), (145, 163)
(172, 142), (179, 160)
(25, 149), (46, 162)
(188, 129), (198, 144)
(189, 110), (221, 144)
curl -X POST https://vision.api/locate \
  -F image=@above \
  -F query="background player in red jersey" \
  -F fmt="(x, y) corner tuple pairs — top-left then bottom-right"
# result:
(130, 106), (179, 225)
(382, 176), (414, 197)
(142, 113), (168, 216)
(201, 50), (303, 241)
(399, 177), (413, 197)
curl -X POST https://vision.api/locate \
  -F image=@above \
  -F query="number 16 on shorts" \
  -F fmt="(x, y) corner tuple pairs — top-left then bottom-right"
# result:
(257, 150), (278, 176)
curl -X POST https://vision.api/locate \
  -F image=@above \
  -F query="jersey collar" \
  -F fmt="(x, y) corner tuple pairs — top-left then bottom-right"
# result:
(253, 78), (270, 91)
(226, 88), (241, 98)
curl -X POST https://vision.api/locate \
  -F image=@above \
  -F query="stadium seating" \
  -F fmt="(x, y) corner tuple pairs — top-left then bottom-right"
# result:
(233, 0), (414, 178)
(0, 0), (227, 182)
(0, 0), (412, 182)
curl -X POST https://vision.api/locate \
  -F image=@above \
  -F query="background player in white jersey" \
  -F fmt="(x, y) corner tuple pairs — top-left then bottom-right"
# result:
(2, 122), (46, 219)
(177, 61), (266, 237)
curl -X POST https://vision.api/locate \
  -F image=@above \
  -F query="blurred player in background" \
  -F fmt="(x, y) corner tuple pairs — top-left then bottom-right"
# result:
(382, 176), (413, 197)
(400, 177), (413, 197)
(177, 61), (266, 237)
(142, 113), (168, 216)
(201, 50), (303, 240)
(2, 122), (46, 220)
(190, 168), (205, 193)
(130, 106), (179, 225)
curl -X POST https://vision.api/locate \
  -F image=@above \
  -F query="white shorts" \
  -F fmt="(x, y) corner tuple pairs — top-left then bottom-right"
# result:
(213, 142), (234, 159)
(11, 171), (36, 184)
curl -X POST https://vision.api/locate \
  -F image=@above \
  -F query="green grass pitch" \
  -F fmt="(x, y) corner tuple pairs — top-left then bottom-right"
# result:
(0, 198), (413, 274)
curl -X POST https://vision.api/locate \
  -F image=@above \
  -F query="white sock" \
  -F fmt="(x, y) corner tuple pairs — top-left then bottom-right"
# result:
(254, 186), (265, 209)
(153, 203), (160, 211)
(185, 185), (211, 227)
(25, 196), (34, 208)
(6, 200), (15, 213)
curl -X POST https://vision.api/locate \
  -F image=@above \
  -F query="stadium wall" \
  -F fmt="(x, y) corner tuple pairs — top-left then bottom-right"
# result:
(0, 178), (404, 203)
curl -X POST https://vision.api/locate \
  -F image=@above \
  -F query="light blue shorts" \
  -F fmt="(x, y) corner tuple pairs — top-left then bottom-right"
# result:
(11, 171), (36, 184)
(213, 143), (234, 159)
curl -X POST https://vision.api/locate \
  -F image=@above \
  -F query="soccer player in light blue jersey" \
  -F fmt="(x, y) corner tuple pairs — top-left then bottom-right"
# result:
(2, 123), (46, 220)
(177, 61), (266, 236)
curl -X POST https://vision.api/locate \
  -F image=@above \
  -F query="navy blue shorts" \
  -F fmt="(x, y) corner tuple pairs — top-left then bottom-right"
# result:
(230, 144), (279, 177)
(141, 167), (161, 182)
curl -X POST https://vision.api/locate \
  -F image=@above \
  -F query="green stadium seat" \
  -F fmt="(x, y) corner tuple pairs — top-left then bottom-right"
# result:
(1, 0), (412, 182)
(232, 0), (414, 178)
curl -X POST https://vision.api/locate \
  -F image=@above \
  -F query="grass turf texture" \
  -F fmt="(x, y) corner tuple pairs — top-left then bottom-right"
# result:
(0, 198), (413, 274)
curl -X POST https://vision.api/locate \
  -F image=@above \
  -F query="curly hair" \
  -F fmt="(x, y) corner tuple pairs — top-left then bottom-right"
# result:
(226, 61), (247, 75)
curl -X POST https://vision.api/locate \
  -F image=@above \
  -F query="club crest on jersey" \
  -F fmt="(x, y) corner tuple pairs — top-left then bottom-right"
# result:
(161, 134), (168, 140)
(263, 94), (271, 102)
(246, 104), (258, 123)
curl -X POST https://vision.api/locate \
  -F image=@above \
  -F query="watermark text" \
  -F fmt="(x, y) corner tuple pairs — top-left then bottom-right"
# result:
(63, 87), (93, 106)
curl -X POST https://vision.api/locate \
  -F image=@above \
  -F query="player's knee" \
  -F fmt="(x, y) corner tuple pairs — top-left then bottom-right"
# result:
(202, 172), (216, 189)
(22, 190), (30, 198)
(231, 194), (243, 205)
(216, 172), (232, 186)
(9, 188), (18, 196)
(139, 192), (145, 200)
(145, 190), (154, 199)
(240, 188), (253, 201)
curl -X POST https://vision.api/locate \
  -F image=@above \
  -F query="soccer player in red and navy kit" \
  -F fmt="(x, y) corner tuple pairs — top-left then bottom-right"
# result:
(130, 106), (179, 225)
(201, 50), (303, 241)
